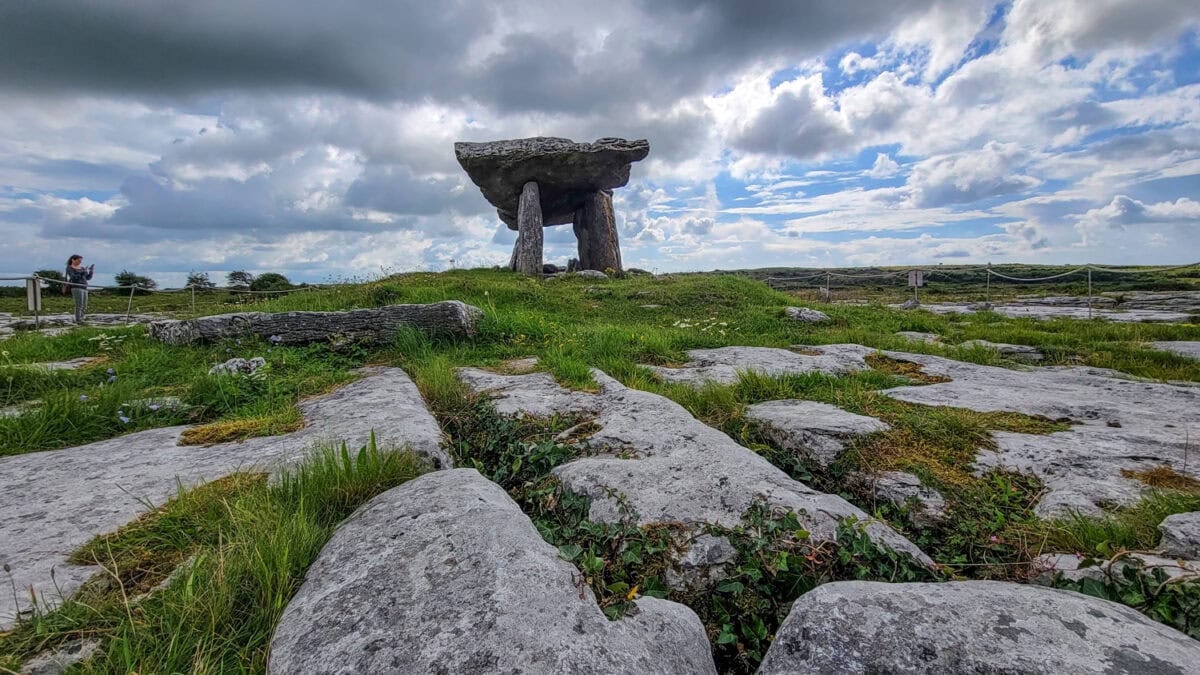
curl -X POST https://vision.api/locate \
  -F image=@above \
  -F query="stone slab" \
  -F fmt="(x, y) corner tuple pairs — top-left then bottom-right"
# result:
(455, 137), (649, 228)
(1149, 342), (1200, 360)
(745, 399), (889, 468)
(458, 366), (931, 569)
(269, 469), (716, 674)
(648, 345), (869, 386)
(759, 580), (1200, 674)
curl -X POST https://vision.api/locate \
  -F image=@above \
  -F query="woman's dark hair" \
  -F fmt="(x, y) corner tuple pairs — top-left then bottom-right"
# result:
(67, 254), (82, 266)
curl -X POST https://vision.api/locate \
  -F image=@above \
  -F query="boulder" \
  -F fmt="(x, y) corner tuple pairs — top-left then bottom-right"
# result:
(1159, 512), (1200, 559)
(575, 269), (608, 280)
(269, 469), (716, 674)
(455, 137), (649, 228)
(784, 306), (830, 322)
(745, 399), (889, 469)
(758, 580), (1200, 674)
(899, 298), (921, 310)
(147, 301), (483, 346)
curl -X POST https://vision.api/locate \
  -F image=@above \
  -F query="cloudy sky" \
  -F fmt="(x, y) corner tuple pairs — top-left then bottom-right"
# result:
(1, 0), (1198, 287)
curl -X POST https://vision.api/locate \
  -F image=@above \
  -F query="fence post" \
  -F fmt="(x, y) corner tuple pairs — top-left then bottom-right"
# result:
(825, 272), (831, 302)
(126, 284), (137, 324)
(985, 265), (991, 304)
(1087, 267), (1093, 320)
(191, 286), (196, 313)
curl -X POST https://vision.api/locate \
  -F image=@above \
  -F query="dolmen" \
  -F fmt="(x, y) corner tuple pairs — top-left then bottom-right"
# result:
(455, 137), (649, 276)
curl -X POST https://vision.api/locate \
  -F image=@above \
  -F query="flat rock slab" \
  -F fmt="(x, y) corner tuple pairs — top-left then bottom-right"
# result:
(1149, 341), (1200, 360)
(912, 302), (1194, 323)
(459, 367), (931, 568)
(873, 350), (1200, 517)
(1159, 512), (1200, 559)
(745, 399), (890, 468)
(146, 301), (482, 345)
(0, 367), (445, 629)
(0, 357), (102, 371)
(455, 137), (649, 228)
(959, 339), (1044, 362)
(896, 331), (941, 344)
(758, 580), (1200, 674)
(4, 313), (161, 330)
(648, 346), (869, 386)
(269, 469), (716, 674)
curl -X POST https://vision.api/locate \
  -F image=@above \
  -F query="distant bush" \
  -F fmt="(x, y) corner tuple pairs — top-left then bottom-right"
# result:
(114, 270), (158, 295)
(226, 270), (255, 289)
(186, 271), (217, 292)
(250, 272), (291, 292)
(34, 269), (65, 290)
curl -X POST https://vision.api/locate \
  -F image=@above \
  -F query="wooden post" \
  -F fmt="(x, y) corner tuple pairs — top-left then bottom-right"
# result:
(512, 181), (543, 276)
(574, 191), (621, 273)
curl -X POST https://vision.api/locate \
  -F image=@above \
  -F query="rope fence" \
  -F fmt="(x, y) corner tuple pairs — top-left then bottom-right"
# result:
(2, 275), (326, 325)
(764, 262), (1200, 318)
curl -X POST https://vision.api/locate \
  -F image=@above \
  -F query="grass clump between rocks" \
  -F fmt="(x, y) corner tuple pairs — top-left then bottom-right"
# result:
(0, 435), (426, 672)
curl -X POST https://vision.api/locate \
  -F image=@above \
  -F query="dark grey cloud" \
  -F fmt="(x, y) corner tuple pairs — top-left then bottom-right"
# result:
(0, 0), (949, 115)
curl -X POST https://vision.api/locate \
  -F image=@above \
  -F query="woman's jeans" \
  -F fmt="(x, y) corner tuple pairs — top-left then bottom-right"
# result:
(71, 288), (88, 323)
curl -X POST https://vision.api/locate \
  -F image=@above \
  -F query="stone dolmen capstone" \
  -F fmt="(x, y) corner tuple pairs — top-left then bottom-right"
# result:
(455, 137), (649, 276)
(269, 469), (717, 674)
(147, 301), (482, 346)
(758, 580), (1200, 674)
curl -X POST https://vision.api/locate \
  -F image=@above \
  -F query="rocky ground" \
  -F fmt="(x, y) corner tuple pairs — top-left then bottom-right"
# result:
(900, 290), (1200, 323)
(3, 284), (1199, 673)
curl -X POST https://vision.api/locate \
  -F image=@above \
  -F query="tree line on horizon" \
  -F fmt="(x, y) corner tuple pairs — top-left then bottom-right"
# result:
(27, 269), (293, 294)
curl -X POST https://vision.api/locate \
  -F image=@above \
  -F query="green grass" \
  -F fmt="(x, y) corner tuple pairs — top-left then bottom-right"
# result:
(1044, 490), (1200, 557)
(0, 436), (427, 673)
(0, 330), (360, 456)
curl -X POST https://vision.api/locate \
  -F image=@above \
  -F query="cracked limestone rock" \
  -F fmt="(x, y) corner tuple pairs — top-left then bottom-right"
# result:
(458, 366), (932, 570)
(664, 534), (739, 592)
(959, 339), (1044, 362)
(1159, 512), (1200, 559)
(758, 580), (1200, 674)
(745, 399), (889, 469)
(648, 345), (870, 386)
(872, 349), (1200, 517)
(269, 469), (716, 674)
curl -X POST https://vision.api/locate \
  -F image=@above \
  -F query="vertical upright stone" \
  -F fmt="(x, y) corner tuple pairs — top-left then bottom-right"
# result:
(575, 191), (621, 273)
(513, 181), (543, 276)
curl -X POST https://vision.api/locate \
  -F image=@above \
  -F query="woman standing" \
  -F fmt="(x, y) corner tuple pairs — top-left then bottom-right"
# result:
(64, 255), (94, 324)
